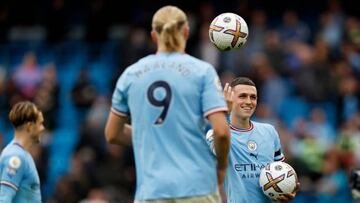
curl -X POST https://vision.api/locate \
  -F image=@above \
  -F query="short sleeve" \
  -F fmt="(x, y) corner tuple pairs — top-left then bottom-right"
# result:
(111, 70), (130, 116)
(201, 66), (228, 117)
(272, 126), (285, 161)
(0, 155), (27, 191)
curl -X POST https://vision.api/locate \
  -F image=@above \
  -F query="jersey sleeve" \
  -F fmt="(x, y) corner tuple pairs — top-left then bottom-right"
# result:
(272, 126), (285, 161)
(111, 70), (130, 116)
(0, 182), (17, 201)
(201, 66), (228, 117)
(0, 155), (27, 192)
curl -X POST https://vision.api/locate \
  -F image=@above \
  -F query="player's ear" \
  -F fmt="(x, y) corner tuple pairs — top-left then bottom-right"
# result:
(151, 30), (158, 44)
(183, 25), (189, 40)
(24, 122), (33, 132)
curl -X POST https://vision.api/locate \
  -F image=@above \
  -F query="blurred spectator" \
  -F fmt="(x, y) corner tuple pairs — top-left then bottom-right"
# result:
(47, 175), (81, 203)
(318, 0), (345, 52)
(34, 63), (60, 130)
(278, 10), (311, 43)
(263, 30), (287, 76)
(336, 76), (359, 125)
(49, 147), (97, 203)
(94, 144), (135, 197)
(291, 118), (325, 175)
(12, 51), (43, 100)
(342, 42), (360, 74)
(337, 113), (360, 168)
(246, 9), (267, 54)
(219, 70), (236, 86)
(254, 103), (278, 127)
(344, 17), (360, 46)
(77, 96), (109, 159)
(251, 53), (288, 114)
(194, 22), (221, 70)
(290, 41), (335, 102)
(71, 69), (97, 111)
(305, 107), (337, 147)
(316, 148), (353, 203)
(119, 27), (152, 68)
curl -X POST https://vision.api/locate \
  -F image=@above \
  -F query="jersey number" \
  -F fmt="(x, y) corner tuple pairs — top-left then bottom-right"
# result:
(147, 81), (172, 124)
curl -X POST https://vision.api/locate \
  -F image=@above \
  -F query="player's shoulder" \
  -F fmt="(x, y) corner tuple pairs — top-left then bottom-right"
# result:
(0, 144), (29, 170)
(1, 143), (27, 160)
(252, 121), (276, 132)
(185, 54), (214, 71)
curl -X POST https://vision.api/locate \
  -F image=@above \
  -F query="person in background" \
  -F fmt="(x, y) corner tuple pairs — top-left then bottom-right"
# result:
(0, 101), (45, 202)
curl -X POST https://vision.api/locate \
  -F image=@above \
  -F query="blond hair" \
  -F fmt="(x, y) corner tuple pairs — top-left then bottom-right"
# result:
(152, 6), (188, 51)
(9, 101), (40, 128)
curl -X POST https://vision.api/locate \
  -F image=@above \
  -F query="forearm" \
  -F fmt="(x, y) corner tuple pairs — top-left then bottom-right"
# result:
(105, 112), (132, 146)
(214, 133), (230, 169)
(207, 112), (230, 169)
(107, 124), (132, 146)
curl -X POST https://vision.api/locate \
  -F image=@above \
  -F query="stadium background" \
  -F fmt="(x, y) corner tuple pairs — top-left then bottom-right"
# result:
(0, 0), (359, 202)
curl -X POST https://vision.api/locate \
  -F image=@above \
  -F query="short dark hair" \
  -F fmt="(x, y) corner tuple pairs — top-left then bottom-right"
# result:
(9, 101), (40, 128)
(230, 77), (256, 88)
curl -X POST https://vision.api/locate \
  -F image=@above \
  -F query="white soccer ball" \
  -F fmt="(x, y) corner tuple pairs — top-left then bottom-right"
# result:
(209, 12), (249, 51)
(259, 161), (298, 199)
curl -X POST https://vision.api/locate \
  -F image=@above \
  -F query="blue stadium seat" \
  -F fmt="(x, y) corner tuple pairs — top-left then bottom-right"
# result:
(310, 102), (337, 127)
(45, 128), (79, 197)
(279, 96), (310, 129)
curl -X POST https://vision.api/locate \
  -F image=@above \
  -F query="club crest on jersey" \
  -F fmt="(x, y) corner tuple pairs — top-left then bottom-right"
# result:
(247, 140), (257, 151)
(9, 156), (21, 169)
(6, 156), (21, 176)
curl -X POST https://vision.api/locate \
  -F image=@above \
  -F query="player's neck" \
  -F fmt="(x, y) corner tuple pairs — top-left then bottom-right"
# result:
(14, 131), (34, 151)
(230, 116), (251, 129)
(157, 45), (185, 53)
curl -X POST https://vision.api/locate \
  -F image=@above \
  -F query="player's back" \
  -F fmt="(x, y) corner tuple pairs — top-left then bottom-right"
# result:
(0, 141), (41, 203)
(115, 52), (226, 200)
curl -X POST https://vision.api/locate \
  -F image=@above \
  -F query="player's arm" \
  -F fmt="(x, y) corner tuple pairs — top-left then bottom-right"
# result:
(207, 111), (230, 185)
(0, 155), (26, 202)
(0, 183), (17, 202)
(104, 111), (132, 146)
(272, 127), (299, 202)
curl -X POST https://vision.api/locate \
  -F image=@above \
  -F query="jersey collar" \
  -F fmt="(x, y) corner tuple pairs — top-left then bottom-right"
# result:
(229, 121), (254, 132)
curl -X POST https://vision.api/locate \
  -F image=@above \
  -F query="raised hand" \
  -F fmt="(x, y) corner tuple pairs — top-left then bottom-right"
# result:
(223, 83), (234, 112)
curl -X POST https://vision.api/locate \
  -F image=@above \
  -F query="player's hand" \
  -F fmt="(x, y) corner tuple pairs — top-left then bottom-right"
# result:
(272, 182), (300, 202)
(217, 167), (226, 186)
(223, 83), (234, 112)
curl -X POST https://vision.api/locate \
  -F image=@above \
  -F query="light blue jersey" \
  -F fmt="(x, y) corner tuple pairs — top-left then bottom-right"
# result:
(0, 141), (41, 203)
(206, 121), (284, 203)
(112, 52), (227, 200)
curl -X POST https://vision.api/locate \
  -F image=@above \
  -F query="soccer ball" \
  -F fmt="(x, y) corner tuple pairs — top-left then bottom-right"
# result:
(259, 161), (298, 199)
(209, 12), (248, 51)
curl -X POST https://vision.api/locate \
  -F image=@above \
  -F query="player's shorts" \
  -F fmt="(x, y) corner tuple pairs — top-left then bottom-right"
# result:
(134, 192), (221, 203)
